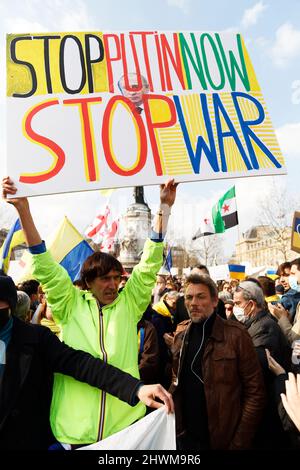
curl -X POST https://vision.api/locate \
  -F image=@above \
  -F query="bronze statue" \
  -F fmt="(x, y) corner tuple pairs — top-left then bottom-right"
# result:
(134, 186), (146, 205)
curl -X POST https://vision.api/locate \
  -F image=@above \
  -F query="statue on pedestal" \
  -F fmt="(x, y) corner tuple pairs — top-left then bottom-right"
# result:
(120, 237), (138, 253)
(134, 186), (146, 205)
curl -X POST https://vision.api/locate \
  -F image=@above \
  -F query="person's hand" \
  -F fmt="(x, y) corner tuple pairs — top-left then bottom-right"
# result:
(265, 348), (286, 376)
(281, 373), (300, 432)
(2, 176), (29, 210)
(268, 302), (289, 320)
(136, 384), (174, 414)
(292, 340), (300, 356)
(2, 177), (41, 246)
(160, 178), (178, 208)
(31, 302), (47, 324)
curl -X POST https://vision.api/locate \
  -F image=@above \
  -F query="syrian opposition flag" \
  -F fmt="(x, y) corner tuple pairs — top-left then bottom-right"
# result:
(192, 186), (238, 240)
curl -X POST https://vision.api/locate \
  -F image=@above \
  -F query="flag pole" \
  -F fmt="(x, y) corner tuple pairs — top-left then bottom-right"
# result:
(234, 185), (242, 261)
(203, 236), (207, 265)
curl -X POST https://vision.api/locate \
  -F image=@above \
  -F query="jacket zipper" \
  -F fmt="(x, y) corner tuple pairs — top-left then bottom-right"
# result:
(97, 305), (107, 441)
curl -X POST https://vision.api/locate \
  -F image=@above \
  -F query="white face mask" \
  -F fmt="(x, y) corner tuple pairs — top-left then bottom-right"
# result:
(233, 306), (247, 323)
(289, 275), (300, 292)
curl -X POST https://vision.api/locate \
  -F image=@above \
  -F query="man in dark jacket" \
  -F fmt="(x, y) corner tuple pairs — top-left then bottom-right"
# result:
(0, 275), (173, 450)
(233, 281), (291, 378)
(170, 274), (265, 451)
(137, 319), (160, 385)
(233, 280), (291, 448)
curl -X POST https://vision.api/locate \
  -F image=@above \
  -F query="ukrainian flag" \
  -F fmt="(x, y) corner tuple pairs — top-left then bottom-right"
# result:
(266, 269), (279, 281)
(17, 217), (94, 283)
(47, 216), (94, 281)
(292, 215), (300, 252)
(228, 264), (246, 280)
(0, 218), (25, 273)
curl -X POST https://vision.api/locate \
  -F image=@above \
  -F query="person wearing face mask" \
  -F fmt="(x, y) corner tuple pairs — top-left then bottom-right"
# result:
(0, 274), (174, 450)
(233, 281), (291, 373)
(269, 258), (300, 345)
(170, 274), (265, 451)
(233, 280), (292, 449)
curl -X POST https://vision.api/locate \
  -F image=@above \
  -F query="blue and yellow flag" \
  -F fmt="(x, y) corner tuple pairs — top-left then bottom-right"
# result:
(164, 248), (173, 273)
(46, 216), (94, 282)
(0, 218), (25, 273)
(292, 213), (300, 253)
(228, 264), (246, 280)
(266, 269), (279, 281)
(17, 217), (94, 282)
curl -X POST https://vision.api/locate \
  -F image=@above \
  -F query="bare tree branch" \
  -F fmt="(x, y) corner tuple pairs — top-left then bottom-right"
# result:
(257, 179), (296, 261)
(188, 234), (224, 266)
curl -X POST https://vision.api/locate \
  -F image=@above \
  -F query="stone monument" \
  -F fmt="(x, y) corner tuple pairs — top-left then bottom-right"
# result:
(118, 186), (151, 271)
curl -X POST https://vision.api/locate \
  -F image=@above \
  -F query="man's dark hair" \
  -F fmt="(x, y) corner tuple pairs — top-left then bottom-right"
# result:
(80, 252), (123, 290)
(277, 261), (291, 276)
(18, 279), (40, 297)
(291, 258), (300, 271)
(185, 274), (218, 299)
(257, 276), (276, 297)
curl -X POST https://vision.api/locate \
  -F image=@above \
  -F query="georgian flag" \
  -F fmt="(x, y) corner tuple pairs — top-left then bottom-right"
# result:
(84, 206), (110, 244)
(100, 219), (119, 252)
(192, 186), (238, 240)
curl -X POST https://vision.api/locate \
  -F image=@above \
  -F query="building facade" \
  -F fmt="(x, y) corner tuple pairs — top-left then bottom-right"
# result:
(233, 225), (298, 267)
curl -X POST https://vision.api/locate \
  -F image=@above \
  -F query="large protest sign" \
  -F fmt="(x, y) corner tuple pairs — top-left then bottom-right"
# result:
(291, 211), (300, 254)
(7, 31), (286, 197)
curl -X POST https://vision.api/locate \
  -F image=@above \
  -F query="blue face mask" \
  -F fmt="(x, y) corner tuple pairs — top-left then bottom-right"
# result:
(289, 275), (300, 292)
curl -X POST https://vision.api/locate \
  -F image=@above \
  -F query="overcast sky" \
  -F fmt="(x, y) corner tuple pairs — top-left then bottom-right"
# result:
(0, 0), (299, 258)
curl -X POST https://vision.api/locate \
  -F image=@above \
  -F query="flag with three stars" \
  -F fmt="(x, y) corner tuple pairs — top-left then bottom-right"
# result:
(192, 186), (238, 240)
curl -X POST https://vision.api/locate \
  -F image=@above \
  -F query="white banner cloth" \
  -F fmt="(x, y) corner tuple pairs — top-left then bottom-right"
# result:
(79, 407), (176, 450)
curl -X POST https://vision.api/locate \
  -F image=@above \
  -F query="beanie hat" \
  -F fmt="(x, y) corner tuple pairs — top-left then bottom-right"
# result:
(0, 275), (18, 312)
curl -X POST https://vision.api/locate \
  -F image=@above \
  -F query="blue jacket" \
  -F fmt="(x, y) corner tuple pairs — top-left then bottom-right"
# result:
(280, 289), (300, 321)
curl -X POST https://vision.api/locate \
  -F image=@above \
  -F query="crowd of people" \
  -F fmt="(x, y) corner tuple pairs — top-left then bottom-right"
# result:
(1, 175), (300, 451)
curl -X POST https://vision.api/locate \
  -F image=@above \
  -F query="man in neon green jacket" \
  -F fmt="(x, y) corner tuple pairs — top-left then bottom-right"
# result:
(3, 177), (177, 446)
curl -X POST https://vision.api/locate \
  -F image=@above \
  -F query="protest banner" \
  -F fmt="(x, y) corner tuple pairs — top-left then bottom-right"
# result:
(291, 211), (300, 254)
(7, 31), (286, 197)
